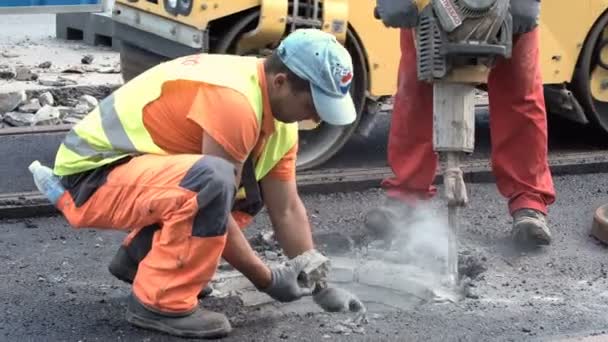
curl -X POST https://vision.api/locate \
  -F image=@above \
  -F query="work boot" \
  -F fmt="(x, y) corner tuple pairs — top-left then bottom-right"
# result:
(109, 246), (214, 298)
(126, 294), (231, 339)
(511, 208), (552, 246)
(364, 197), (414, 241)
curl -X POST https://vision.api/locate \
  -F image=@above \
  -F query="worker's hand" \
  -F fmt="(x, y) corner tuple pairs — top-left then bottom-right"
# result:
(258, 257), (313, 302)
(510, 0), (541, 35)
(313, 287), (366, 313)
(374, 0), (419, 28)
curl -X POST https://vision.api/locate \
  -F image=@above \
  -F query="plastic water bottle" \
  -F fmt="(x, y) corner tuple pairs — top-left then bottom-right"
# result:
(28, 160), (66, 206)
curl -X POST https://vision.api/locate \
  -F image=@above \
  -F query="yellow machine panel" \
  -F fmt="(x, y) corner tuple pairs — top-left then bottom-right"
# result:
(347, 1), (400, 97)
(114, 0), (260, 30)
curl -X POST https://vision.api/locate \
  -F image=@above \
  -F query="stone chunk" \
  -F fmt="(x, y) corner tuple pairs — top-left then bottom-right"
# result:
(18, 99), (41, 113)
(0, 65), (16, 80)
(32, 105), (61, 125)
(38, 92), (54, 107)
(3, 111), (35, 126)
(15, 66), (38, 81)
(0, 90), (26, 114)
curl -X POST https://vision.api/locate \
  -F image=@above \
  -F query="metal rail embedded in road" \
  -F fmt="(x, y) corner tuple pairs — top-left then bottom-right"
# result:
(3, 122), (608, 218)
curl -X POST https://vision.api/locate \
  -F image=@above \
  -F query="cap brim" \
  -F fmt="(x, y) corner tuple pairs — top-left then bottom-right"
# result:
(311, 84), (357, 126)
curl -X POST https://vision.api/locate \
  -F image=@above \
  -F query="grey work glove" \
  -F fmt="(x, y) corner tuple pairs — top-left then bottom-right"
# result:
(375, 0), (419, 28)
(313, 287), (366, 313)
(259, 258), (313, 303)
(511, 0), (541, 34)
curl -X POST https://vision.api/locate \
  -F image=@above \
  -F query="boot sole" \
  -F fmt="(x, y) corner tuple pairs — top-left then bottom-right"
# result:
(126, 310), (231, 339)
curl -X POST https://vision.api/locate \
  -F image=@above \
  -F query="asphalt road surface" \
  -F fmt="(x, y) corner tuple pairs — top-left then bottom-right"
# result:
(3, 171), (608, 341)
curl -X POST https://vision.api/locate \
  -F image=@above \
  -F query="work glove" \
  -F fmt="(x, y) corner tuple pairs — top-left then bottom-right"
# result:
(313, 287), (366, 313)
(374, 0), (419, 28)
(258, 257), (313, 303)
(510, 0), (541, 35)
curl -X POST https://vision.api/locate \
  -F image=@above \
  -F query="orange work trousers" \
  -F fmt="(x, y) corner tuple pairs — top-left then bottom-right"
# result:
(57, 154), (236, 313)
(382, 28), (556, 215)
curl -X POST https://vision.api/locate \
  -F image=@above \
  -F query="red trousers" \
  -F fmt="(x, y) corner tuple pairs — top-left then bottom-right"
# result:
(382, 28), (556, 215)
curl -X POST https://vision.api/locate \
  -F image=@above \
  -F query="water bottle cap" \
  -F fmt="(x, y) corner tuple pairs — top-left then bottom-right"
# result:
(28, 160), (41, 173)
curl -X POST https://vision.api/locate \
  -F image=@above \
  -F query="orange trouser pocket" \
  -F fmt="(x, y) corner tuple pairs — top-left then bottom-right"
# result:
(58, 153), (236, 313)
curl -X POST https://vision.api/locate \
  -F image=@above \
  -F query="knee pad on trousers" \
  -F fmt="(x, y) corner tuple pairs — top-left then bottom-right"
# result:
(179, 156), (237, 238)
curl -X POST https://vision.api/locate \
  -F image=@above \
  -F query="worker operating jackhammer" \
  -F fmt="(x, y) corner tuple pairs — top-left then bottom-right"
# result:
(366, 0), (555, 258)
(30, 29), (364, 339)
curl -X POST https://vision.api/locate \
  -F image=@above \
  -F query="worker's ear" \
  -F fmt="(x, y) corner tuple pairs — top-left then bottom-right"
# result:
(271, 73), (288, 91)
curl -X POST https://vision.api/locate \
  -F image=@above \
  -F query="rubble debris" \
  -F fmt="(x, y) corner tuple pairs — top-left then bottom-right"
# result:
(328, 317), (366, 335)
(62, 115), (82, 125)
(38, 77), (78, 87)
(32, 105), (61, 125)
(1, 52), (19, 58)
(458, 250), (487, 280)
(97, 64), (121, 74)
(81, 54), (94, 65)
(62, 65), (98, 74)
(3, 111), (35, 126)
(295, 249), (330, 289)
(250, 230), (279, 253)
(18, 99), (41, 113)
(38, 61), (52, 69)
(62, 65), (86, 74)
(38, 92), (54, 107)
(56, 106), (79, 118)
(75, 95), (98, 113)
(0, 65), (16, 80)
(15, 66), (38, 81)
(264, 251), (279, 260)
(0, 90), (26, 114)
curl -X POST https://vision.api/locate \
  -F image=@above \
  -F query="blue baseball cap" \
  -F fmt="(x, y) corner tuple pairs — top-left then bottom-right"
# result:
(276, 29), (357, 126)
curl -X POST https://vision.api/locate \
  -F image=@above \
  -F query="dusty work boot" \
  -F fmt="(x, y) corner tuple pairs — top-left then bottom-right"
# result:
(364, 197), (414, 241)
(126, 294), (231, 339)
(108, 246), (214, 298)
(511, 208), (552, 246)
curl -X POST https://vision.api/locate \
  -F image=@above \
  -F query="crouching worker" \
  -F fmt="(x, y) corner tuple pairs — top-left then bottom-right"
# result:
(47, 29), (363, 339)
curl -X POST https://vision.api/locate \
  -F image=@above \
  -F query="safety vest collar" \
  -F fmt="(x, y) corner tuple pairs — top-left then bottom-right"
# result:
(256, 60), (277, 137)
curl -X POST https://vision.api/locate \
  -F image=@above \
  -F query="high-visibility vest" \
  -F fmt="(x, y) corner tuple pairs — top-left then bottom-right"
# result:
(53, 53), (298, 225)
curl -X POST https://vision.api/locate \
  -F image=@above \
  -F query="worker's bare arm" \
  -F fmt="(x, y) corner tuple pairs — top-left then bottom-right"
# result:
(260, 177), (314, 258)
(201, 133), (271, 288)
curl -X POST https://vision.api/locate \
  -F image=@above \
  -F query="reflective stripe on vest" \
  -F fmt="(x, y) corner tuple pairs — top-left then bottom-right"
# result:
(53, 54), (297, 195)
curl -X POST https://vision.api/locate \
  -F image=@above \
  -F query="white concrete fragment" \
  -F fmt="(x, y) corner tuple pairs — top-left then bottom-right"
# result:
(3, 111), (35, 126)
(38, 77), (77, 87)
(32, 105), (61, 125)
(18, 99), (41, 113)
(38, 92), (54, 107)
(15, 66), (38, 81)
(294, 249), (331, 289)
(76, 95), (98, 113)
(0, 90), (26, 114)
